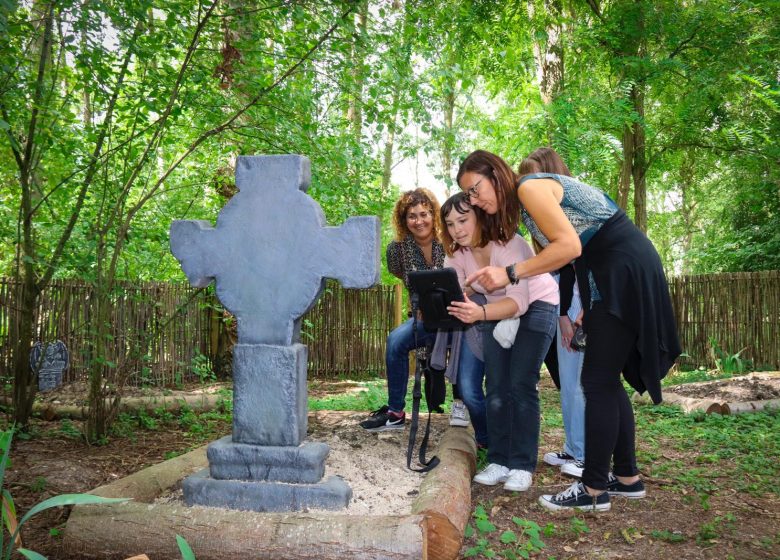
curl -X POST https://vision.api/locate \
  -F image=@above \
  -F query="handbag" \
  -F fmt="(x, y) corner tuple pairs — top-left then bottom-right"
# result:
(570, 323), (587, 352)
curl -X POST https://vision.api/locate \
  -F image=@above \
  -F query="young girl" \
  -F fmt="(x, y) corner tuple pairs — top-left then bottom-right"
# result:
(442, 193), (559, 492)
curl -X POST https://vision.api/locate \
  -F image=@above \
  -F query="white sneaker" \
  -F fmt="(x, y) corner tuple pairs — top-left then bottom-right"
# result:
(449, 400), (469, 427)
(504, 469), (533, 492)
(543, 451), (575, 467)
(473, 463), (509, 486)
(561, 460), (584, 478)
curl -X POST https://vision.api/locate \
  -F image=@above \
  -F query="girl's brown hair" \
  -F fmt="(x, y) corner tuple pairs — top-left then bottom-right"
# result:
(392, 187), (442, 242)
(440, 192), (490, 256)
(518, 147), (572, 177)
(456, 150), (519, 244)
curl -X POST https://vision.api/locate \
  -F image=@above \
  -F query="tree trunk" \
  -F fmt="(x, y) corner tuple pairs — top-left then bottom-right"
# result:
(346, 0), (368, 140)
(631, 81), (647, 232)
(441, 87), (456, 194)
(617, 122), (633, 211)
(381, 117), (397, 193)
(12, 2), (55, 428)
(528, 0), (565, 106)
(411, 428), (476, 559)
(65, 504), (428, 560)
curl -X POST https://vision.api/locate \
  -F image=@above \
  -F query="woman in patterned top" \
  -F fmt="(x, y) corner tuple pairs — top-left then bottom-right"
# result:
(458, 149), (680, 512)
(360, 188), (454, 431)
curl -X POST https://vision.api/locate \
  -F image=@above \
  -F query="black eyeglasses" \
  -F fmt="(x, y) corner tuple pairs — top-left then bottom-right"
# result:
(465, 178), (484, 200)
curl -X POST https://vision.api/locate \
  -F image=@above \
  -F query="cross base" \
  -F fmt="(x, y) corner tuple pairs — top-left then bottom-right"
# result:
(206, 435), (329, 483)
(182, 469), (352, 512)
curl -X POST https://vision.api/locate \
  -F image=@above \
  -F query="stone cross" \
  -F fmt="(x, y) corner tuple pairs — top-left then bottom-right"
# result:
(170, 155), (379, 346)
(169, 155), (379, 512)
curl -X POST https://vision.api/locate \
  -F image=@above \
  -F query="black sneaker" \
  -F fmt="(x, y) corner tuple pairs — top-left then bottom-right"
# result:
(538, 481), (611, 512)
(359, 406), (405, 432)
(543, 451), (575, 467)
(606, 473), (646, 498)
(561, 459), (585, 478)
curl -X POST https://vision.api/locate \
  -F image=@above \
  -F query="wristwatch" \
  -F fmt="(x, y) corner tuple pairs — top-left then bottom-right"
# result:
(505, 264), (520, 284)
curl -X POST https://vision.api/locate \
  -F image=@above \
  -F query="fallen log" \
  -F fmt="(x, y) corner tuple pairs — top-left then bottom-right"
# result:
(411, 428), (476, 560)
(721, 399), (780, 415)
(632, 391), (724, 414)
(65, 503), (428, 560)
(64, 425), (477, 560)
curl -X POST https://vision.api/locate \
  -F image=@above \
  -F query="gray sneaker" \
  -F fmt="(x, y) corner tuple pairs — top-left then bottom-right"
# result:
(449, 400), (469, 427)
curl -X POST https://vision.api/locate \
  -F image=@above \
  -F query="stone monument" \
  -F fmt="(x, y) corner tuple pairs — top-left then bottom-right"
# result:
(31, 340), (68, 392)
(170, 155), (379, 512)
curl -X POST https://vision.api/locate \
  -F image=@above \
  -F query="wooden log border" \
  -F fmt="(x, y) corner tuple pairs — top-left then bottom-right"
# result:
(63, 427), (477, 560)
(633, 371), (780, 415)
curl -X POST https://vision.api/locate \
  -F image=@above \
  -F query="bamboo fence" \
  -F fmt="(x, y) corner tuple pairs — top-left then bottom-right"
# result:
(0, 279), (396, 386)
(0, 271), (777, 388)
(668, 270), (780, 371)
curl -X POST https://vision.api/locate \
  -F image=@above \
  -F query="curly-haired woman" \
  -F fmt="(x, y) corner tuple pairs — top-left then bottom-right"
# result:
(360, 188), (451, 431)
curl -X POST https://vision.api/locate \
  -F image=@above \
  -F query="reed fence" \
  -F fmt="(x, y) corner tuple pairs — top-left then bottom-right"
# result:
(0, 271), (777, 389)
(668, 270), (779, 371)
(0, 278), (396, 386)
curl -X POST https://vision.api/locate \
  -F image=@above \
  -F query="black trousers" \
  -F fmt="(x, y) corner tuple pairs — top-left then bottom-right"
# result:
(581, 303), (640, 490)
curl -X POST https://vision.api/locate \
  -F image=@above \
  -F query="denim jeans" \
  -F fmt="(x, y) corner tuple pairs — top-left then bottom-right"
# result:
(484, 301), (557, 471)
(556, 324), (586, 461)
(386, 317), (438, 413)
(456, 326), (488, 447)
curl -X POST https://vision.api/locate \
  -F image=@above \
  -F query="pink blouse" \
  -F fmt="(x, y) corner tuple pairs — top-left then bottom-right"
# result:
(443, 234), (559, 318)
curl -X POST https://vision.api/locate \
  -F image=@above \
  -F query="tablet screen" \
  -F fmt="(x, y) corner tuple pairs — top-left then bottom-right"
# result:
(408, 268), (466, 330)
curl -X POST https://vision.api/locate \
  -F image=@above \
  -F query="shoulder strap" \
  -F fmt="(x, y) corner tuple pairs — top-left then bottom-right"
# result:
(406, 318), (440, 473)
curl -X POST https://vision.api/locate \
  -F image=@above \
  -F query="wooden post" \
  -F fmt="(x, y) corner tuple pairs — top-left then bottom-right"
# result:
(394, 283), (403, 328)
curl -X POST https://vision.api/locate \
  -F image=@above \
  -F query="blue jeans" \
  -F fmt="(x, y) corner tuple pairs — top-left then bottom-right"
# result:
(386, 317), (437, 413)
(456, 327), (488, 447)
(557, 323), (586, 461)
(484, 301), (557, 471)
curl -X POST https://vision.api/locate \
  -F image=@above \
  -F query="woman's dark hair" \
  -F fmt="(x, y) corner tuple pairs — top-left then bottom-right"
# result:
(440, 192), (489, 256)
(456, 150), (520, 244)
(392, 187), (442, 242)
(518, 147), (572, 177)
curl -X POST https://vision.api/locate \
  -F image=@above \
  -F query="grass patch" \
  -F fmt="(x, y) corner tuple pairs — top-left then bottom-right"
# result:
(308, 377), (456, 413)
(635, 403), (780, 496)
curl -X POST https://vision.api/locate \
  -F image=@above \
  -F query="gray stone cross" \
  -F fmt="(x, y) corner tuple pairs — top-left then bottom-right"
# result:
(169, 155), (380, 512)
(170, 155), (379, 346)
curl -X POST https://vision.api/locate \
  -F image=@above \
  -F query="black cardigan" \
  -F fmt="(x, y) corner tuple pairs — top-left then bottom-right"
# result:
(575, 210), (681, 404)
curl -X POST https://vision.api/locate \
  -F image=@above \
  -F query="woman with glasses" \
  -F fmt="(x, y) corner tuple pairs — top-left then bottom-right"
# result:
(444, 192), (559, 491)
(458, 149), (680, 512)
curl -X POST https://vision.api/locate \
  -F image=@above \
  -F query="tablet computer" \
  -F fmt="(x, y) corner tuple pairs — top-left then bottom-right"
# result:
(408, 268), (465, 330)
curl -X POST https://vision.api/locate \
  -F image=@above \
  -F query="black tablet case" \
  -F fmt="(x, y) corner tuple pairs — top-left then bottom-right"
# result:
(408, 268), (466, 330)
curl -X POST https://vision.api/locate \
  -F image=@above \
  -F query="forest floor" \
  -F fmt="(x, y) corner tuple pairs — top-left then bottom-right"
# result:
(2, 374), (779, 559)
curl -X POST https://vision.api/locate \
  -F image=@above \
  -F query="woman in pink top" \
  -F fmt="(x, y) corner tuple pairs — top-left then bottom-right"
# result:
(443, 193), (559, 492)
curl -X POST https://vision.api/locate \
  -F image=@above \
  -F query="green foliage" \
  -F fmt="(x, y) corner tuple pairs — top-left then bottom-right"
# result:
(176, 534), (196, 560)
(463, 506), (547, 559)
(708, 338), (753, 374)
(189, 352), (216, 384)
(651, 529), (686, 543)
(635, 405), (780, 497)
(0, 427), (128, 559)
(697, 513), (737, 546)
